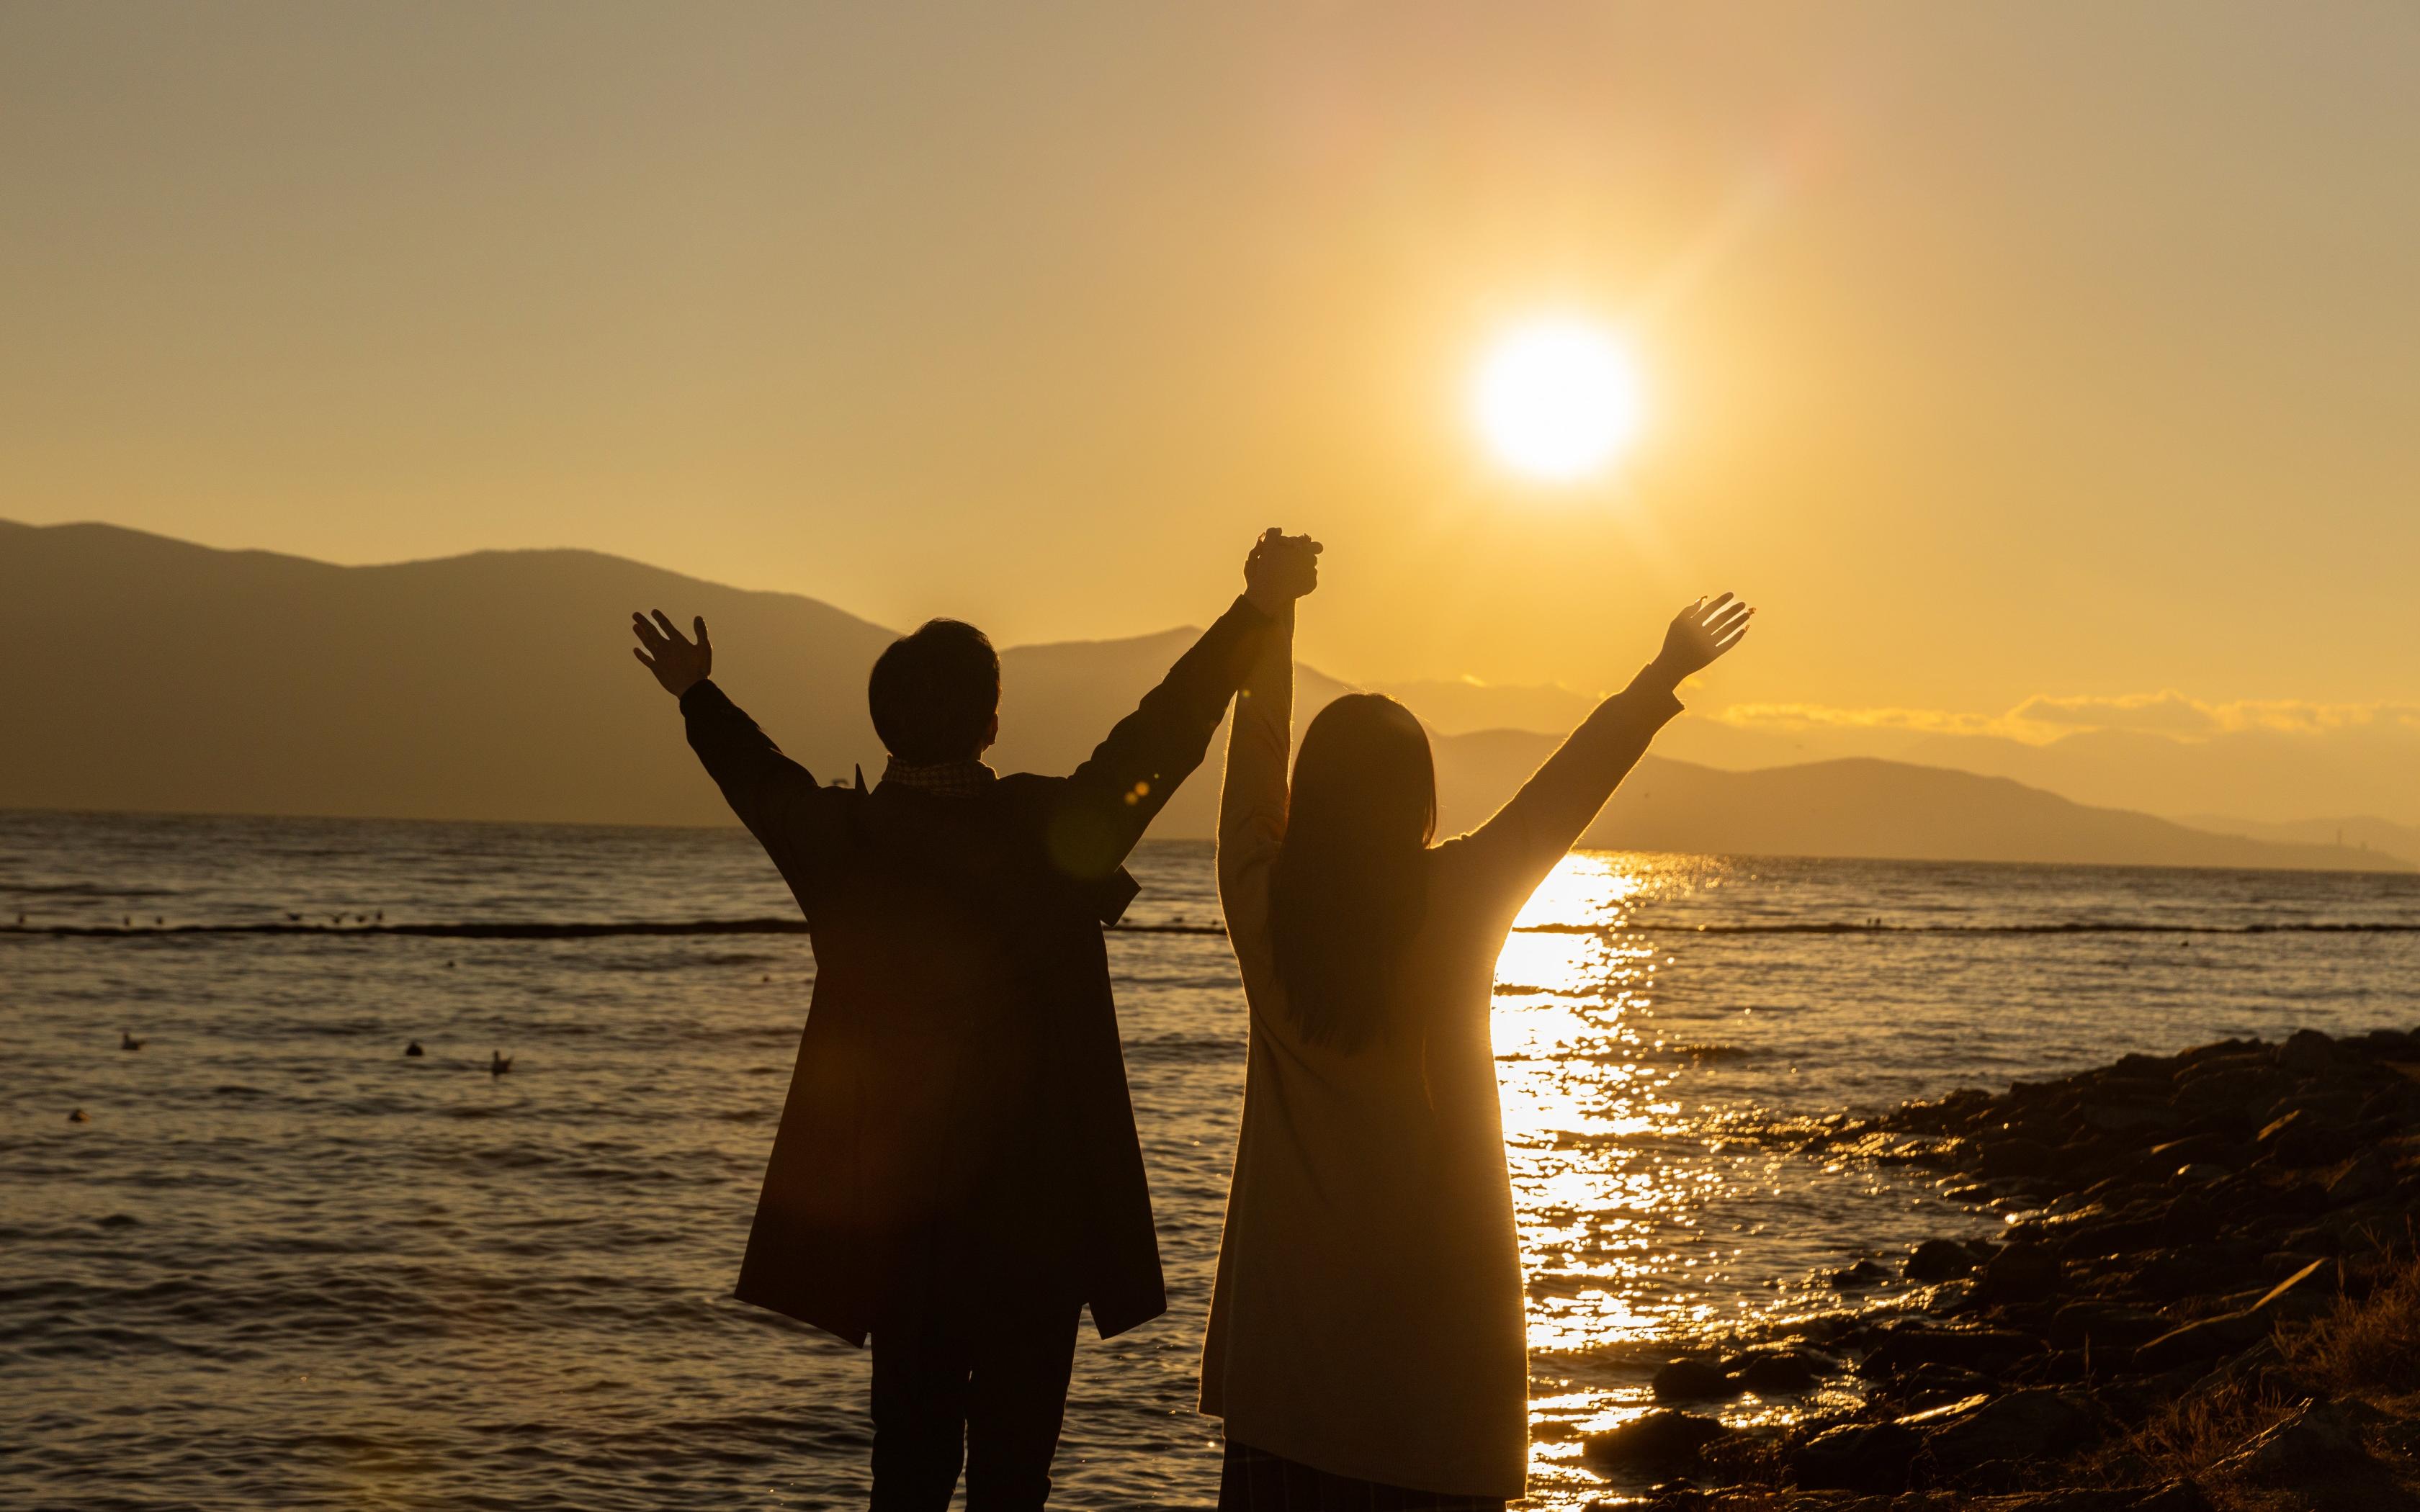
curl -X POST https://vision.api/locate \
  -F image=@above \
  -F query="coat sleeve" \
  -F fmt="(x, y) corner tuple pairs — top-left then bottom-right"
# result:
(1047, 595), (1274, 883)
(678, 678), (840, 885)
(1455, 668), (1684, 912)
(1216, 605), (1291, 920)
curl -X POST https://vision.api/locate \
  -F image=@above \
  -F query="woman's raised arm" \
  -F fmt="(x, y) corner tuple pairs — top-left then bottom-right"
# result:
(1461, 594), (1752, 901)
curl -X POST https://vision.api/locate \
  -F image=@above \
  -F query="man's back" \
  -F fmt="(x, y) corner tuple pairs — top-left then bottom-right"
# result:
(627, 530), (1319, 1511)
(668, 584), (1283, 1344)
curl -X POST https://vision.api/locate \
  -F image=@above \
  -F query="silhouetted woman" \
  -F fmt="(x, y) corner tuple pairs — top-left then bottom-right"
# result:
(1201, 592), (1751, 1509)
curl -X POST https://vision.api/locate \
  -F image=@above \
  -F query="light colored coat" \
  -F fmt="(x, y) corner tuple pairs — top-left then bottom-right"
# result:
(1199, 616), (1680, 1498)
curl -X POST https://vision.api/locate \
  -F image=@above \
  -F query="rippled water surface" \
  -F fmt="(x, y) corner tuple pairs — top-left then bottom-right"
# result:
(6, 810), (2418, 1509)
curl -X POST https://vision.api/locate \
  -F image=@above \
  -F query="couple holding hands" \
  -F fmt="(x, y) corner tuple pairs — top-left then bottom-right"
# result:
(629, 529), (1751, 1510)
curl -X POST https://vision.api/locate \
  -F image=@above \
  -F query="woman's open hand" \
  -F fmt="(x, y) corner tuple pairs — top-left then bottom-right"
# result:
(1649, 593), (1752, 688)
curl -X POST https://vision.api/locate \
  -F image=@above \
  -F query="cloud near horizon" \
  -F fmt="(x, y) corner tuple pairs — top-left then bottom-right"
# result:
(1717, 693), (2420, 745)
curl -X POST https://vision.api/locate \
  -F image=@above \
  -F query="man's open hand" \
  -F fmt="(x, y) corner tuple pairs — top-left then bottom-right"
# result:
(1648, 593), (1752, 690)
(1243, 528), (1322, 617)
(631, 611), (712, 698)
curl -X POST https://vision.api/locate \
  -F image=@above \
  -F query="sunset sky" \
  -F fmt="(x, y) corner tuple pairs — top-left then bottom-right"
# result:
(6, 1), (2417, 738)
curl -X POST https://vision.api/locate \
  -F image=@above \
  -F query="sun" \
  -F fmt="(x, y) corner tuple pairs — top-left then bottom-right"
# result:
(1470, 318), (1646, 483)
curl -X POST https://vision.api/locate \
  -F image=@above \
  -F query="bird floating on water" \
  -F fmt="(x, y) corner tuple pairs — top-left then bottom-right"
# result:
(68, 1109), (89, 1124)
(405, 1040), (425, 1058)
(490, 1050), (514, 1075)
(285, 912), (302, 923)
(120, 1030), (145, 1051)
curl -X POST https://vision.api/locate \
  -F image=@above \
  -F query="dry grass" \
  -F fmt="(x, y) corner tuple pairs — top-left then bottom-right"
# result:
(2296, 1251), (2420, 1395)
(2071, 1248), (2420, 1511)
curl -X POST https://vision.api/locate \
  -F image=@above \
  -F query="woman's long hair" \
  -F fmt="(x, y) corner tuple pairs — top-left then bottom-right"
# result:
(1268, 694), (1437, 1050)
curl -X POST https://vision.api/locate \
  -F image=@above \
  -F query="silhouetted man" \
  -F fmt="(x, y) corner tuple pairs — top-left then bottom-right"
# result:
(629, 529), (1320, 1511)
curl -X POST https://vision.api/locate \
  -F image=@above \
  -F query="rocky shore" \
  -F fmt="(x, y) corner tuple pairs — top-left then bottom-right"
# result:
(1586, 1025), (2420, 1511)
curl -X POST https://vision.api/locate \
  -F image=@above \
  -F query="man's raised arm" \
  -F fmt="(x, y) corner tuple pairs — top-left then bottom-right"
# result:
(632, 610), (830, 869)
(1050, 531), (1320, 881)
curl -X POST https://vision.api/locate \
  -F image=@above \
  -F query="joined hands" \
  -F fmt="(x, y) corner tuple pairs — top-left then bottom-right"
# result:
(1243, 528), (1322, 618)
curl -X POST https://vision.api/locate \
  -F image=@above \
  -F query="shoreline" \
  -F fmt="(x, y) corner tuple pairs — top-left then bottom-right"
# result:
(1586, 1024), (2420, 1511)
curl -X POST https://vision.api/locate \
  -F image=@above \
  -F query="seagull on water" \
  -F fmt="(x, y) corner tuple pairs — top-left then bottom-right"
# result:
(490, 1050), (514, 1076)
(405, 1040), (425, 1058)
(121, 1030), (145, 1051)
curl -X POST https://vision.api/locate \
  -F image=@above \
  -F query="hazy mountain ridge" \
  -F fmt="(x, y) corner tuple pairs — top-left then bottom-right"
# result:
(1, 519), (2401, 873)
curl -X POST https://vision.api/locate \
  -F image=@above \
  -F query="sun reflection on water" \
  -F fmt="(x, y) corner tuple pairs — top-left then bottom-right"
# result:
(1492, 852), (1780, 1504)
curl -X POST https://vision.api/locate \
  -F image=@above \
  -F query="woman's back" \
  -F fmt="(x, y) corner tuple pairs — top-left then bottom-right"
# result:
(1199, 602), (1716, 1499)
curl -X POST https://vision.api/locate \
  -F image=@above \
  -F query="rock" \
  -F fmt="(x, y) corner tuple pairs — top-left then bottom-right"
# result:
(2213, 1400), (2367, 1484)
(1790, 1420), (1921, 1493)
(1650, 1357), (1736, 1401)
(2126, 1480), (2214, 1512)
(1582, 1409), (1729, 1471)
(2132, 1257), (2331, 1373)
(2254, 1108), (2356, 1166)
(2325, 1148), (2395, 1205)
(2048, 1300), (2171, 1350)
(1884, 1362), (1998, 1409)
(2277, 1027), (2339, 1075)
(2082, 1102), (2178, 1134)
(1976, 1243), (2063, 1304)
(1831, 1258), (1892, 1290)
(1733, 1349), (1821, 1395)
(2259, 1248), (2329, 1279)
(1906, 1238), (1977, 1282)
(1981, 1138), (2056, 1177)
(1860, 1324), (2043, 1375)
(2147, 1133), (2241, 1169)
(1916, 1388), (2095, 1475)
(2351, 1027), (2419, 1059)
(2174, 1064), (2287, 1117)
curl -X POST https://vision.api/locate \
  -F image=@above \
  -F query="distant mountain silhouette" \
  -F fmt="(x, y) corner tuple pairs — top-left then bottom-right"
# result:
(2179, 814), (2420, 869)
(2, 519), (2402, 873)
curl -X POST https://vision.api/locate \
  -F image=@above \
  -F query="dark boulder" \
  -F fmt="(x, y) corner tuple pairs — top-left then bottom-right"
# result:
(1977, 1243), (2063, 1304)
(2133, 1257), (2331, 1373)
(2254, 1108), (2355, 1167)
(1791, 1420), (1921, 1493)
(1860, 1324), (2043, 1376)
(2048, 1300), (2171, 1350)
(1914, 1388), (2097, 1475)
(2276, 1027), (2339, 1076)
(1582, 1410), (1729, 1472)
(1829, 1258), (1891, 1290)
(2325, 1148), (2395, 1206)
(2127, 1479), (2215, 1512)
(1731, 1349), (1821, 1395)
(1906, 1238), (1978, 1282)
(1981, 1138), (2056, 1178)
(2213, 1400), (2372, 1484)
(1649, 1357), (1736, 1402)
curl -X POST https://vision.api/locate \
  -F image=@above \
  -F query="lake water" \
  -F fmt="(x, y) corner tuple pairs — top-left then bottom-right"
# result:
(5, 809), (2417, 1510)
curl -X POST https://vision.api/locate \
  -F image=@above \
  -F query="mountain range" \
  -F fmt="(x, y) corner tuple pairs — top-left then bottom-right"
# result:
(1, 518), (2405, 873)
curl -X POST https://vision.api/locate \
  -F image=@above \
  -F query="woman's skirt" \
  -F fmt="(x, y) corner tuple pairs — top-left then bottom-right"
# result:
(1217, 1440), (1507, 1512)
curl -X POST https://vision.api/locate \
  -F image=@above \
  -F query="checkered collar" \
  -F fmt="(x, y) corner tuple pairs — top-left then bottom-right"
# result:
(876, 757), (998, 798)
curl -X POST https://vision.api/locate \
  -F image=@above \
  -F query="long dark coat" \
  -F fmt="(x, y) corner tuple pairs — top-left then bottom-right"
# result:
(678, 597), (1271, 1344)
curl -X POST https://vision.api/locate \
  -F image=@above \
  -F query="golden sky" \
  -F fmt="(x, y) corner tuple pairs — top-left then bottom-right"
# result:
(5, 1), (2417, 722)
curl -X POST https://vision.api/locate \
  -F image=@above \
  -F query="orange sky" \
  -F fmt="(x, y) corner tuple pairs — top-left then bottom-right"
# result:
(4, 2), (2417, 730)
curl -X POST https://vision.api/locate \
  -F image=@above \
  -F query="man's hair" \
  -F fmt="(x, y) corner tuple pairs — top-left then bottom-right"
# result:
(867, 618), (1000, 763)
